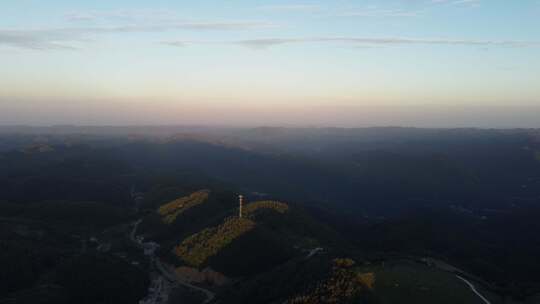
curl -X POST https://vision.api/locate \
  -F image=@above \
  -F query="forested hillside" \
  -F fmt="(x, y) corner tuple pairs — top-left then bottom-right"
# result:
(1, 128), (540, 303)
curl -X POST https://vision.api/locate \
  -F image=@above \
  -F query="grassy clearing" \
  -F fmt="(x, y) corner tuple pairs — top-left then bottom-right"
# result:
(361, 261), (495, 304)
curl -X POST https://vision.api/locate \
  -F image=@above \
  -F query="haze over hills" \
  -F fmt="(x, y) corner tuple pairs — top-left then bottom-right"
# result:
(1, 126), (540, 303)
(3, 105), (540, 128)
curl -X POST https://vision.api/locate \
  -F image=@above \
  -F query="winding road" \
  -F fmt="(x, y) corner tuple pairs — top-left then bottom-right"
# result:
(456, 275), (491, 304)
(130, 219), (215, 304)
(155, 258), (215, 304)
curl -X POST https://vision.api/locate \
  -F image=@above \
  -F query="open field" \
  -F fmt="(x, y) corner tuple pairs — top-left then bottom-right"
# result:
(360, 261), (502, 304)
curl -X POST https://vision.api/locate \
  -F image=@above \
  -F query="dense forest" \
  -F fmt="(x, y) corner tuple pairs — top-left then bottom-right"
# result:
(1, 126), (540, 303)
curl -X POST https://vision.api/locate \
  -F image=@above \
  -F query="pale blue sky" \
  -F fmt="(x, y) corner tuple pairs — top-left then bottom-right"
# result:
(1, 0), (539, 126)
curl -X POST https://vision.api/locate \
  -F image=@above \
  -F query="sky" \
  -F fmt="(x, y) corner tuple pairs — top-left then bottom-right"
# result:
(1, 0), (540, 127)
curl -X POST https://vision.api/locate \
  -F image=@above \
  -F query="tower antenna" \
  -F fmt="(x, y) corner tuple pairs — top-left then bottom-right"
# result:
(239, 195), (244, 218)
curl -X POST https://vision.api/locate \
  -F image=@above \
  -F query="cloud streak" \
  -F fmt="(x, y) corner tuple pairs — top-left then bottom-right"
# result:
(0, 21), (275, 50)
(164, 37), (540, 49)
(336, 9), (420, 18)
(0, 29), (80, 50)
(64, 9), (180, 22)
(432, 0), (481, 7)
(257, 4), (322, 12)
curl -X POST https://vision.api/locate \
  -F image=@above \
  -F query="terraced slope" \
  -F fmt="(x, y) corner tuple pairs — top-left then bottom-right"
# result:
(218, 256), (378, 304)
(171, 200), (301, 274)
(244, 201), (289, 218)
(157, 190), (210, 224)
(174, 217), (256, 267)
(286, 258), (375, 304)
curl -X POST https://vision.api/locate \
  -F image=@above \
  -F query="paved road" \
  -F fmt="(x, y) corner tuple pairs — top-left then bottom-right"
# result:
(305, 247), (323, 259)
(130, 219), (142, 242)
(130, 220), (170, 304)
(156, 259), (215, 304)
(456, 275), (491, 304)
(130, 219), (215, 304)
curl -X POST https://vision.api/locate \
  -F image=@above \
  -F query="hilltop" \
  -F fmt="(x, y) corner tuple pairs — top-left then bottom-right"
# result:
(139, 191), (343, 279)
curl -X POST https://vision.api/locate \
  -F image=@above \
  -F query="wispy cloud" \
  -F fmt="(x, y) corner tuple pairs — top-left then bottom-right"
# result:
(164, 37), (540, 49)
(335, 1), (478, 19)
(261, 4), (421, 18)
(336, 9), (421, 18)
(64, 9), (187, 23)
(0, 29), (80, 50)
(257, 4), (322, 12)
(0, 21), (275, 50)
(432, 0), (481, 7)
